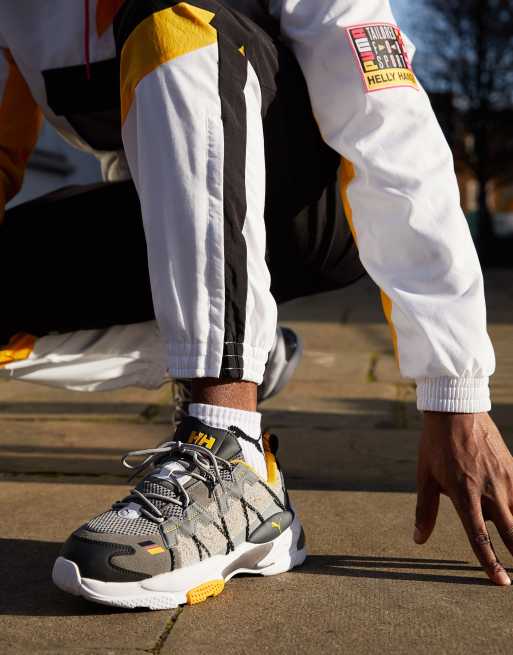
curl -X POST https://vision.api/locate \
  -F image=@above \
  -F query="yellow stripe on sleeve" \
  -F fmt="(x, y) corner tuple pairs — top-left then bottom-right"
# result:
(340, 157), (358, 243)
(120, 3), (217, 123)
(339, 158), (400, 365)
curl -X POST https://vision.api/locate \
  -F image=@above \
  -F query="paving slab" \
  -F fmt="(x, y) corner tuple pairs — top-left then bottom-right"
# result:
(0, 419), (170, 477)
(2, 270), (513, 655)
(165, 491), (513, 655)
(0, 380), (173, 420)
(0, 481), (179, 655)
(0, 417), (419, 490)
(6, 481), (513, 655)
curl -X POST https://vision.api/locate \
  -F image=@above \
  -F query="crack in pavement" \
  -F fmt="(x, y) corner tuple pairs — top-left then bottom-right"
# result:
(147, 609), (183, 655)
(366, 353), (380, 383)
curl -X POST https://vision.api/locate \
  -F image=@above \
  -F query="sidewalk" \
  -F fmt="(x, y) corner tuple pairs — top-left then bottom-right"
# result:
(2, 273), (513, 654)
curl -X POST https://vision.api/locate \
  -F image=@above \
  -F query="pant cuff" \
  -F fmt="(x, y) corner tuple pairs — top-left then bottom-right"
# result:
(168, 342), (268, 384)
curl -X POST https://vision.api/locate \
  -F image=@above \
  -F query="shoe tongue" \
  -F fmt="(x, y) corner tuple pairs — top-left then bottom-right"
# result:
(174, 416), (242, 461)
(124, 418), (243, 520)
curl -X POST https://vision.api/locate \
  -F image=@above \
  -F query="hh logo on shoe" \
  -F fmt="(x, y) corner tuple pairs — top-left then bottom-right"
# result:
(188, 431), (216, 450)
(139, 541), (166, 555)
(346, 23), (418, 93)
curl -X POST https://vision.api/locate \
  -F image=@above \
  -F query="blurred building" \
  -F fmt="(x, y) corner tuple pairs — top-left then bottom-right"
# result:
(7, 122), (101, 208)
(429, 93), (513, 239)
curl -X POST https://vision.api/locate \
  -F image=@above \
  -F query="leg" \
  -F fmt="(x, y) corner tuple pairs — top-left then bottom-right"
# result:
(0, 175), (359, 392)
(116, 2), (276, 392)
(115, 1), (279, 469)
(0, 181), (154, 341)
(53, 2), (364, 608)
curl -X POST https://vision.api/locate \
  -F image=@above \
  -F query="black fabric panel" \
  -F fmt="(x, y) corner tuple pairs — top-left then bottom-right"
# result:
(0, 182), (155, 344)
(213, 12), (250, 380)
(42, 59), (120, 114)
(114, 0), (221, 56)
(218, 0), (279, 38)
(65, 110), (123, 151)
(244, 21), (364, 301)
(42, 59), (122, 150)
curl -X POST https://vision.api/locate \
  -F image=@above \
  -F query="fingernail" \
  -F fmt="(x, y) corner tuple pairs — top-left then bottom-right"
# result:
(496, 570), (511, 586)
(413, 527), (422, 543)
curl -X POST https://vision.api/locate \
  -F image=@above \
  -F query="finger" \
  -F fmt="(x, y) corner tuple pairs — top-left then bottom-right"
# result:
(455, 498), (511, 586)
(414, 476), (440, 544)
(492, 505), (513, 561)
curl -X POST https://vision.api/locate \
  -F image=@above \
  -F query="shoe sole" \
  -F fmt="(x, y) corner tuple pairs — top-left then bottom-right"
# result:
(52, 514), (306, 610)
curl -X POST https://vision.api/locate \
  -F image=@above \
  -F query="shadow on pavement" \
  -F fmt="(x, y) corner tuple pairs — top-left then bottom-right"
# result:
(0, 402), (154, 416)
(0, 538), (494, 619)
(0, 538), (139, 616)
(299, 554), (494, 586)
(1, 406), (511, 492)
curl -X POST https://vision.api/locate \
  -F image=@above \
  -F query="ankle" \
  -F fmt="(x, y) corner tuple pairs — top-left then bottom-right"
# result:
(191, 378), (257, 411)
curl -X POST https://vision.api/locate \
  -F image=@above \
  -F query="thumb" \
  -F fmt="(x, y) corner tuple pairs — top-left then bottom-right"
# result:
(414, 477), (440, 544)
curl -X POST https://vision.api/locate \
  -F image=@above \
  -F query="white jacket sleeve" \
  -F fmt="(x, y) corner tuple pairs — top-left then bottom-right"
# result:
(278, 0), (495, 412)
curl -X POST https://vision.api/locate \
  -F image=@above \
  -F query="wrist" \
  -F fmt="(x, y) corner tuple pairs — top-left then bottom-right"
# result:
(416, 376), (490, 413)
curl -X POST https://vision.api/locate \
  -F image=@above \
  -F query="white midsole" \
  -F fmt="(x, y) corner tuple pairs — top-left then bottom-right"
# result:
(52, 514), (306, 608)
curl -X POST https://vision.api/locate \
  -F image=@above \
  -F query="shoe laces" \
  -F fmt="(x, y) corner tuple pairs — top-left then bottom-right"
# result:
(114, 441), (231, 524)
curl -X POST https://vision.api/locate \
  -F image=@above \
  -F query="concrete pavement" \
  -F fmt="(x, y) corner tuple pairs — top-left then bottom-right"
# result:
(2, 273), (513, 654)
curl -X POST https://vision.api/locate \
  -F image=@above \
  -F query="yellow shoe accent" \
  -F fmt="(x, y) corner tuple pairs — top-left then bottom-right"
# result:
(230, 459), (258, 476)
(262, 433), (279, 486)
(186, 579), (225, 605)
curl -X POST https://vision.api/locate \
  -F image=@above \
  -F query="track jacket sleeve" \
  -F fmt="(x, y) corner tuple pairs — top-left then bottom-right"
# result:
(278, 0), (495, 412)
(0, 45), (43, 203)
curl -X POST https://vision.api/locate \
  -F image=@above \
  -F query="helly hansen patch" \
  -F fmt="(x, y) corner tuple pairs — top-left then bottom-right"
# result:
(346, 23), (418, 93)
(188, 431), (216, 450)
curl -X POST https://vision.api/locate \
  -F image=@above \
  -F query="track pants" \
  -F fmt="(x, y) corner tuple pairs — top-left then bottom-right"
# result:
(0, 177), (363, 389)
(113, 0), (365, 383)
(2, 177), (362, 339)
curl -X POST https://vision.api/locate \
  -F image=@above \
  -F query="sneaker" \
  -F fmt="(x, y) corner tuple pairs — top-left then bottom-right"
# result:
(171, 326), (303, 425)
(258, 326), (303, 403)
(52, 417), (306, 609)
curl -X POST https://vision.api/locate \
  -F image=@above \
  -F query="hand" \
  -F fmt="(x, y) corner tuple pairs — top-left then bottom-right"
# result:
(415, 412), (513, 586)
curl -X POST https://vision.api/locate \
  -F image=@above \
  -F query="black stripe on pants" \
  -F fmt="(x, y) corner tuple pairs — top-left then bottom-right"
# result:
(215, 23), (249, 380)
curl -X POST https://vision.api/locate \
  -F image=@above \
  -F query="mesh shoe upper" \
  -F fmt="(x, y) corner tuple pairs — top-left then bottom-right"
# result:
(61, 417), (291, 581)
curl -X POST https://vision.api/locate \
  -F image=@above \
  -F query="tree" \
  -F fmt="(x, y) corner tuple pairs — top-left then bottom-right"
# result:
(413, 0), (513, 260)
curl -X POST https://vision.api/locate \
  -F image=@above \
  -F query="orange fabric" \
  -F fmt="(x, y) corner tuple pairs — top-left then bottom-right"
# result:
(0, 333), (36, 368)
(96, 0), (125, 37)
(0, 50), (43, 202)
(120, 4), (217, 123)
(340, 158), (358, 243)
(339, 158), (400, 365)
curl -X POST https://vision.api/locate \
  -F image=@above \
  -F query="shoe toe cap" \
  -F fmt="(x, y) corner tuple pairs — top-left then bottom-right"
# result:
(59, 531), (151, 582)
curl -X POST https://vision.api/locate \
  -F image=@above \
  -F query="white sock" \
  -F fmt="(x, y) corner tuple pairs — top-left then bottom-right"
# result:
(188, 403), (267, 480)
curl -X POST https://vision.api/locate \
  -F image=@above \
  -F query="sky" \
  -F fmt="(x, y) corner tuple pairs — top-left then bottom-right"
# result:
(390, 0), (413, 30)
(390, 0), (424, 47)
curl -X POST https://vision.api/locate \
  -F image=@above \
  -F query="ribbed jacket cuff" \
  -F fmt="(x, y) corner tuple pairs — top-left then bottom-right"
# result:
(416, 377), (491, 413)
